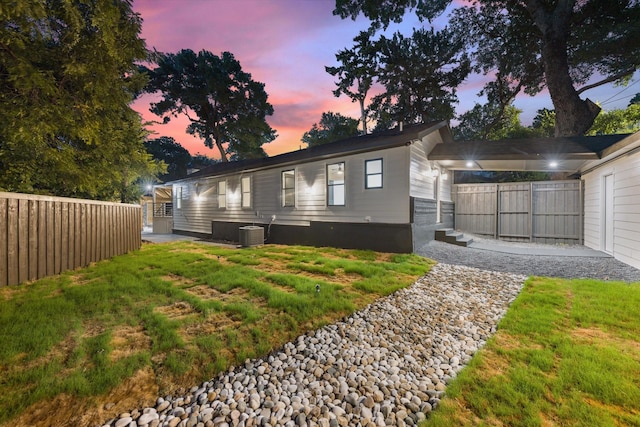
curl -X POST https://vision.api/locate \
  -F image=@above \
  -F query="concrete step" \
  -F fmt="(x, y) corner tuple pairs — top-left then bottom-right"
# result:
(435, 228), (473, 247)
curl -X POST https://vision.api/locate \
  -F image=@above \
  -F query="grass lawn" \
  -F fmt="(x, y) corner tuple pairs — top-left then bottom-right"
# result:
(0, 241), (433, 426)
(422, 276), (640, 426)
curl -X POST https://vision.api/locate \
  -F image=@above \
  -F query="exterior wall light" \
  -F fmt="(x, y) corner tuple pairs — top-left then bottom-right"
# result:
(465, 161), (474, 168)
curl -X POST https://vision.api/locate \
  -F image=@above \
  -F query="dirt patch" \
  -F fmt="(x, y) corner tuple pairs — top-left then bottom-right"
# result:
(181, 312), (242, 338)
(161, 274), (195, 287)
(154, 301), (197, 320)
(9, 367), (159, 427)
(185, 285), (250, 301)
(571, 327), (640, 358)
(109, 325), (151, 362)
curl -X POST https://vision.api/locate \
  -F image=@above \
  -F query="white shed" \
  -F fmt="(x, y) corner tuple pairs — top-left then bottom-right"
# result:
(579, 131), (640, 270)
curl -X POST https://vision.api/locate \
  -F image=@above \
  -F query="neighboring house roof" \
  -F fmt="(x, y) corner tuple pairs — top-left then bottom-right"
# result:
(429, 133), (632, 172)
(172, 121), (449, 182)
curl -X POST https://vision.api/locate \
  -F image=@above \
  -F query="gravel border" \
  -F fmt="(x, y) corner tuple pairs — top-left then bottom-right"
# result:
(416, 239), (640, 282)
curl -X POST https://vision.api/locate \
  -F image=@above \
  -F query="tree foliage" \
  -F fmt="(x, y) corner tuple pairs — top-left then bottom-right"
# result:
(301, 112), (360, 147)
(326, 30), (378, 134)
(144, 137), (192, 182)
(369, 28), (470, 127)
(587, 104), (640, 135)
(0, 0), (161, 202)
(334, 0), (640, 137)
(143, 49), (276, 162)
(454, 104), (534, 141)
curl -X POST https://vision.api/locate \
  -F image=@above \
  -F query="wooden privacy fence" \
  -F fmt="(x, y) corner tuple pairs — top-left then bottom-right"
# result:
(0, 192), (141, 287)
(453, 180), (583, 244)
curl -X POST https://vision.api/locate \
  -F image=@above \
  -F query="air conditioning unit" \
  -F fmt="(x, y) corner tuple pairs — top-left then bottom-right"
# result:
(239, 226), (264, 247)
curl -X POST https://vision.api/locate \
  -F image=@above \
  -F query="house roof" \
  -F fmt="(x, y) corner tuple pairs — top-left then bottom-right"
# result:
(429, 133), (632, 172)
(175, 121), (448, 182)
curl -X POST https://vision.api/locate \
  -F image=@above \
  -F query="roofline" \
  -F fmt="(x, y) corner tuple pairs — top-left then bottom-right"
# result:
(169, 121), (449, 183)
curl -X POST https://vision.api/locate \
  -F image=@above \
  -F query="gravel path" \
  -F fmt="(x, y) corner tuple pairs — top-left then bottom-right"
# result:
(103, 264), (525, 427)
(416, 240), (640, 282)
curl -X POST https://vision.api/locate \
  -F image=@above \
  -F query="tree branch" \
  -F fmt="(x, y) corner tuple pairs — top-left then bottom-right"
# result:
(576, 68), (637, 96)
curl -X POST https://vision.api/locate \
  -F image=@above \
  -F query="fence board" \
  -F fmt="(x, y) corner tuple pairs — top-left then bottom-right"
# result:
(54, 201), (62, 275)
(454, 180), (583, 244)
(18, 199), (29, 283)
(0, 192), (141, 287)
(0, 199), (7, 287)
(7, 199), (19, 286)
(28, 200), (38, 281)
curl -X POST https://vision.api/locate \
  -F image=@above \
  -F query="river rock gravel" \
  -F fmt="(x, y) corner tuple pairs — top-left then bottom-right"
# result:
(102, 263), (525, 427)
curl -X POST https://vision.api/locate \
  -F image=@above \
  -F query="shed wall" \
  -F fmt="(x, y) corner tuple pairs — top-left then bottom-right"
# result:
(583, 151), (640, 270)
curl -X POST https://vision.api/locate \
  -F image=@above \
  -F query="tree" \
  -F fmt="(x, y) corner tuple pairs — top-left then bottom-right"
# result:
(301, 112), (360, 147)
(326, 30), (378, 134)
(531, 109), (556, 138)
(0, 0), (160, 201)
(529, 104), (640, 136)
(454, 104), (534, 140)
(370, 28), (470, 127)
(630, 93), (640, 106)
(334, 0), (640, 137)
(144, 137), (192, 182)
(587, 104), (640, 135)
(143, 49), (276, 162)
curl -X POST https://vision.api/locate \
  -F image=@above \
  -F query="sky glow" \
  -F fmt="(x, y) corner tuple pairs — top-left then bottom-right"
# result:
(131, 0), (638, 159)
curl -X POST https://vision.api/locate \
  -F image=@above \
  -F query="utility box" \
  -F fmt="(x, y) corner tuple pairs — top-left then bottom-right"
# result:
(239, 226), (264, 247)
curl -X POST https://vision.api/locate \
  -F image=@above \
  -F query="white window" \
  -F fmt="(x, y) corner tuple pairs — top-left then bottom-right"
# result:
(218, 181), (226, 209)
(365, 159), (383, 189)
(176, 186), (182, 209)
(241, 176), (251, 208)
(282, 170), (295, 207)
(327, 162), (345, 206)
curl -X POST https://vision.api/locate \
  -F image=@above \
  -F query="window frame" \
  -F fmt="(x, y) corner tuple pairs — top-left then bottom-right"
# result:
(365, 158), (383, 189)
(281, 169), (296, 207)
(217, 180), (227, 209)
(176, 186), (183, 210)
(241, 176), (251, 209)
(327, 162), (346, 206)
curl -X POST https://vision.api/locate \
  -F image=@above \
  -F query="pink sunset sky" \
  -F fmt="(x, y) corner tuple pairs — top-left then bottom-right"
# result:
(131, 0), (639, 159)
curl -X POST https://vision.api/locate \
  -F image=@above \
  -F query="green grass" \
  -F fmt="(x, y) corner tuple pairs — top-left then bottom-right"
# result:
(0, 242), (433, 425)
(423, 277), (640, 426)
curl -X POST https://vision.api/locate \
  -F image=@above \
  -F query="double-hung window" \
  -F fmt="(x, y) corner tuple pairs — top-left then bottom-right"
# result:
(217, 181), (226, 209)
(241, 176), (251, 208)
(282, 170), (295, 207)
(327, 162), (345, 206)
(365, 159), (383, 189)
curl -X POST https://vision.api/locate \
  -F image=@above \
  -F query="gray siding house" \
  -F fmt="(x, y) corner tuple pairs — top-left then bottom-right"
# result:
(166, 122), (454, 252)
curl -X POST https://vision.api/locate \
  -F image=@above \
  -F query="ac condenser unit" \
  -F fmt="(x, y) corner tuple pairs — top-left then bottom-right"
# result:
(239, 226), (264, 247)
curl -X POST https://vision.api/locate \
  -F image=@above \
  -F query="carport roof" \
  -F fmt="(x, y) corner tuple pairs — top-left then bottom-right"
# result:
(428, 133), (631, 172)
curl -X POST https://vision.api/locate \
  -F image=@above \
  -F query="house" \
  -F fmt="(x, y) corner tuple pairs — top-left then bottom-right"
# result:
(159, 121), (640, 269)
(164, 121), (454, 253)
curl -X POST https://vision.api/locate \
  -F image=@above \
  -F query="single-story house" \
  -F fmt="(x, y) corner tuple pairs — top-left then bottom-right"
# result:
(159, 123), (640, 270)
(162, 121), (454, 253)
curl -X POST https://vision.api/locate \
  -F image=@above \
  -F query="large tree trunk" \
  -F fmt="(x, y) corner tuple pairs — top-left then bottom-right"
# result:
(527, 0), (601, 136)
